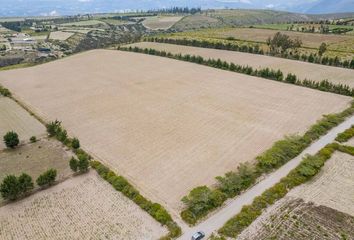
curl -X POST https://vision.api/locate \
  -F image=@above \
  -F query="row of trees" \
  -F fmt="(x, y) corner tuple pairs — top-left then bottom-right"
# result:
(145, 36), (354, 69)
(122, 46), (354, 97)
(0, 169), (57, 201)
(147, 7), (201, 14)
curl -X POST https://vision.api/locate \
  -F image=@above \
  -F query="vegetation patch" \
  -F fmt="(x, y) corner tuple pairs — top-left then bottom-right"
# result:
(335, 125), (354, 142)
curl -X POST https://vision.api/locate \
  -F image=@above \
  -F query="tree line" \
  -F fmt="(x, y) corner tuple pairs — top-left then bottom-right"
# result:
(145, 36), (354, 70)
(120, 46), (354, 97)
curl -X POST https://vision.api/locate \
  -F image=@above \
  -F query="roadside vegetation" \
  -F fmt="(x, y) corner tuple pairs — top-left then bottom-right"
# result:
(120, 45), (354, 97)
(335, 125), (354, 142)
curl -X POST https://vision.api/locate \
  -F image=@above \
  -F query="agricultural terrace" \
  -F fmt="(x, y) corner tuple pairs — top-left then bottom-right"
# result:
(143, 16), (183, 30)
(0, 49), (351, 214)
(0, 138), (72, 184)
(128, 42), (354, 88)
(0, 172), (167, 239)
(162, 27), (354, 59)
(49, 31), (75, 41)
(0, 96), (46, 149)
(238, 151), (354, 239)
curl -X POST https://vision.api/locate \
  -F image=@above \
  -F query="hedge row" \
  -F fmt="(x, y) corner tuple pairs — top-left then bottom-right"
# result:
(0, 85), (11, 97)
(120, 46), (354, 97)
(335, 125), (354, 143)
(145, 37), (354, 70)
(90, 161), (181, 239)
(178, 102), (354, 224)
(218, 142), (342, 238)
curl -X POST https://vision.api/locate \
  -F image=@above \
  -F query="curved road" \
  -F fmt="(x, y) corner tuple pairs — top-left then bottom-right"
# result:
(179, 115), (354, 240)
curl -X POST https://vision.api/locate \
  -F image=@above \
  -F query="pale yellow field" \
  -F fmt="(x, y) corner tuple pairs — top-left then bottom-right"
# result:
(0, 96), (46, 149)
(49, 31), (74, 41)
(0, 171), (167, 239)
(129, 42), (354, 88)
(143, 16), (183, 30)
(0, 50), (350, 214)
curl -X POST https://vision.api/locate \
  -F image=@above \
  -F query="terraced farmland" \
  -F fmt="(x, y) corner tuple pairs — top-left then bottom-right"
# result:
(128, 42), (354, 88)
(0, 49), (350, 214)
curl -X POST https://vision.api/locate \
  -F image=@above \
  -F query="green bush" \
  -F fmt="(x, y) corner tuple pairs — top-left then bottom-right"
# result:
(3, 131), (20, 149)
(90, 161), (181, 238)
(0, 85), (11, 97)
(69, 157), (78, 172)
(78, 154), (89, 173)
(18, 173), (34, 195)
(335, 125), (354, 143)
(30, 136), (37, 143)
(36, 169), (57, 187)
(71, 137), (80, 149)
(0, 173), (34, 200)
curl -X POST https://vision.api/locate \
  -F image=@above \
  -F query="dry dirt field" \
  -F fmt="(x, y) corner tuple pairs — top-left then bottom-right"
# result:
(0, 138), (72, 182)
(143, 16), (183, 30)
(238, 197), (354, 240)
(238, 151), (354, 240)
(289, 152), (354, 216)
(0, 50), (351, 214)
(0, 96), (46, 149)
(0, 171), (167, 240)
(129, 42), (354, 88)
(49, 31), (74, 41)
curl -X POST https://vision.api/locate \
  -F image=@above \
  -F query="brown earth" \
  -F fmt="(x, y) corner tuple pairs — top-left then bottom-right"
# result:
(0, 49), (350, 215)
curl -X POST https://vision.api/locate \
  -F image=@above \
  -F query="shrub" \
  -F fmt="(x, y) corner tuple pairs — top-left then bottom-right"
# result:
(69, 157), (78, 172)
(0, 175), (20, 200)
(3, 131), (19, 148)
(36, 169), (57, 187)
(18, 173), (34, 195)
(78, 154), (89, 173)
(46, 120), (62, 137)
(0, 86), (11, 97)
(71, 137), (80, 149)
(335, 125), (354, 143)
(30, 136), (37, 143)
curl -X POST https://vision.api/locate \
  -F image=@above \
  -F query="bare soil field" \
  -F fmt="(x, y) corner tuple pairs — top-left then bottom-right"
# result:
(0, 171), (167, 240)
(289, 152), (354, 216)
(0, 50), (350, 214)
(129, 42), (354, 88)
(49, 31), (74, 41)
(238, 151), (354, 239)
(143, 16), (183, 30)
(238, 197), (354, 240)
(0, 138), (72, 182)
(0, 96), (46, 149)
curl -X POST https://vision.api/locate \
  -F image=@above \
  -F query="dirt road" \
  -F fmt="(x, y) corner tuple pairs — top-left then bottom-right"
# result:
(179, 115), (354, 240)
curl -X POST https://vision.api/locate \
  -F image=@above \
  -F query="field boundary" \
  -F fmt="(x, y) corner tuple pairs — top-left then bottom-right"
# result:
(145, 37), (354, 69)
(120, 46), (354, 96)
(217, 138), (354, 238)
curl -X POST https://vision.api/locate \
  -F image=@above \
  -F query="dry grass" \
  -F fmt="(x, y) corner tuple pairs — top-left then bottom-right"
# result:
(49, 31), (74, 41)
(143, 16), (183, 30)
(0, 50), (350, 214)
(0, 138), (72, 182)
(129, 42), (354, 88)
(289, 152), (354, 216)
(0, 96), (46, 149)
(0, 171), (167, 240)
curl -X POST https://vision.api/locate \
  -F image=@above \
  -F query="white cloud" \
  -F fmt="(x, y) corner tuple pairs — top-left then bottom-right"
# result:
(216, 0), (252, 4)
(78, 0), (92, 2)
(266, 4), (274, 8)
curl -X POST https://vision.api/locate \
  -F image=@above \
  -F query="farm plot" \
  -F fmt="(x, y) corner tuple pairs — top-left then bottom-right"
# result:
(129, 42), (354, 88)
(0, 171), (167, 240)
(49, 31), (74, 41)
(143, 16), (183, 30)
(0, 138), (72, 183)
(238, 151), (354, 239)
(0, 50), (350, 214)
(0, 96), (46, 149)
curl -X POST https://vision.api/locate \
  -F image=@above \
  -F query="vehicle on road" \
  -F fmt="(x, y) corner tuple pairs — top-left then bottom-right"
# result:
(191, 231), (205, 240)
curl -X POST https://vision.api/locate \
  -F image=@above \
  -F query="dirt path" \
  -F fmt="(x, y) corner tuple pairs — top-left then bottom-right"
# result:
(178, 115), (354, 240)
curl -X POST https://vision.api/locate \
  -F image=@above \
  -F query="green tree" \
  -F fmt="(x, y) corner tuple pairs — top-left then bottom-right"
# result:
(18, 173), (34, 195)
(46, 120), (61, 137)
(71, 138), (80, 149)
(69, 157), (79, 172)
(78, 154), (89, 173)
(0, 175), (20, 200)
(3, 131), (19, 148)
(318, 42), (327, 57)
(36, 169), (57, 187)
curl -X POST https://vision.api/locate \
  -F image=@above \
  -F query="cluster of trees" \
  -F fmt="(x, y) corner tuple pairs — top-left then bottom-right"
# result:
(145, 37), (354, 69)
(266, 32), (302, 54)
(122, 46), (354, 97)
(0, 169), (57, 201)
(335, 125), (354, 143)
(0, 85), (11, 97)
(147, 7), (201, 14)
(218, 141), (347, 238)
(69, 155), (89, 173)
(46, 120), (83, 151)
(179, 101), (354, 225)
(91, 161), (181, 239)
